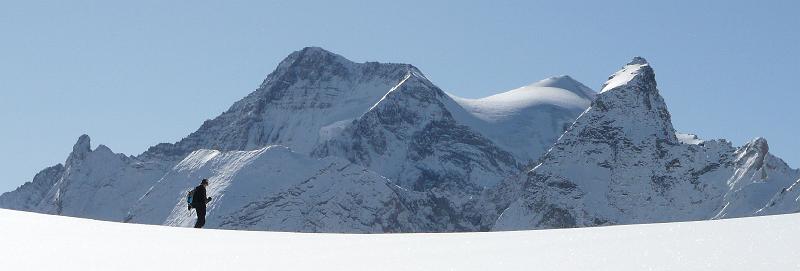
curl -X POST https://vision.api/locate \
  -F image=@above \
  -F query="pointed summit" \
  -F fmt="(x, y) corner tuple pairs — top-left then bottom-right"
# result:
(69, 134), (91, 161)
(589, 57), (675, 143)
(74, 134), (91, 151)
(736, 137), (770, 170)
(600, 57), (655, 93)
(627, 56), (648, 65)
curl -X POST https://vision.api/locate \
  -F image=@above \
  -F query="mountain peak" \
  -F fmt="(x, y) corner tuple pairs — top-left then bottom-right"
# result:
(73, 134), (91, 154)
(67, 134), (92, 162)
(582, 57), (676, 143)
(738, 137), (770, 161)
(292, 46), (347, 62)
(531, 75), (578, 87)
(600, 57), (655, 93)
(299, 46), (331, 53)
(269, 46), (352, 76)
(530, 75), (596, 99)
(627, 56), (649, 65)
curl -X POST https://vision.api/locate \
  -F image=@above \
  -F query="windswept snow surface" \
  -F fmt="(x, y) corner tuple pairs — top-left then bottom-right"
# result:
(449, 75), (594, 161)
(451, 78), (592, 123)
(2, 208), (799, 271)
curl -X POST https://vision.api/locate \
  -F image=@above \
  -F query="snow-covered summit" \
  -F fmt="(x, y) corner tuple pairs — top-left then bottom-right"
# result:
(142, 47), (424, 158)
(600, 56), (653, 93)
(493, 57), (800, 230)
(448, 76), (595, 161)
(529, 75), (596, 99)
(451, 78), (593, 122)
(589, 56), (677, 144)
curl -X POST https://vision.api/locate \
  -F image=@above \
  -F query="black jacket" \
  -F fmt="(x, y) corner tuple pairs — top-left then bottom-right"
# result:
(192, 185), (207, 209)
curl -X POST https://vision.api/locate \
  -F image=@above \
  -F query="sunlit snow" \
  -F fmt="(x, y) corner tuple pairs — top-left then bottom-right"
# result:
(2, 208), (798, 270)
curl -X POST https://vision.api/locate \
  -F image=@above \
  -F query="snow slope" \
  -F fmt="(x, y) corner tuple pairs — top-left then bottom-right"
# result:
(449, 75), (594, 162)
(2, 208), (799, 270)
(127, 146), (421, 233)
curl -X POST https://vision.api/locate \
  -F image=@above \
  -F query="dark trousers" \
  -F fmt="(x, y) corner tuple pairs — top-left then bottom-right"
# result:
(194, 206), (206, 228)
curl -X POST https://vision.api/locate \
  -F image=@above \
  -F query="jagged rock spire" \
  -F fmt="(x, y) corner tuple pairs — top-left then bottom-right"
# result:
(68, 134), (92, 161)
(627, 56), (648, 65)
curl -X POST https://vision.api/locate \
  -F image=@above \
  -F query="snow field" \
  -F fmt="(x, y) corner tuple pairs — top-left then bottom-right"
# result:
(2, 208), (798, 270)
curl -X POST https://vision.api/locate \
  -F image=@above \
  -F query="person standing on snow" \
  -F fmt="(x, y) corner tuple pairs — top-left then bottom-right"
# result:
(192, 179), (212, 228)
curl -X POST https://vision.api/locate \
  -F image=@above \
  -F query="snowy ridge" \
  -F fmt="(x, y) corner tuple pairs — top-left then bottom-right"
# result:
(531, 75), (596, 99)
(451, 76), (593, 122)
(1, 48), (797, 234)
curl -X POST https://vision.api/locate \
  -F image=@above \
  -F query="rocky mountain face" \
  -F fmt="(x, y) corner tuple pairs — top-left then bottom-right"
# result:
(493, 58), (800, 230)
(142, 47), (424, 159)
(313, 70), (529, 231)
(1, 48), (797, 233)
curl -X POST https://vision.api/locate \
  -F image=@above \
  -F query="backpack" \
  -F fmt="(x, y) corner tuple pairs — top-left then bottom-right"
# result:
(187, 188), (195, 210)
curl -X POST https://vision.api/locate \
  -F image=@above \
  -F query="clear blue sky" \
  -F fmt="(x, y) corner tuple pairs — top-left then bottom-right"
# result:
(1, 1), (798, 193)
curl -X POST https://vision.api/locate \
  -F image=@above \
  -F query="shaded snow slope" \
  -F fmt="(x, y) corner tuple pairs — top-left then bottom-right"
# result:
(2, 208), (799, 270)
